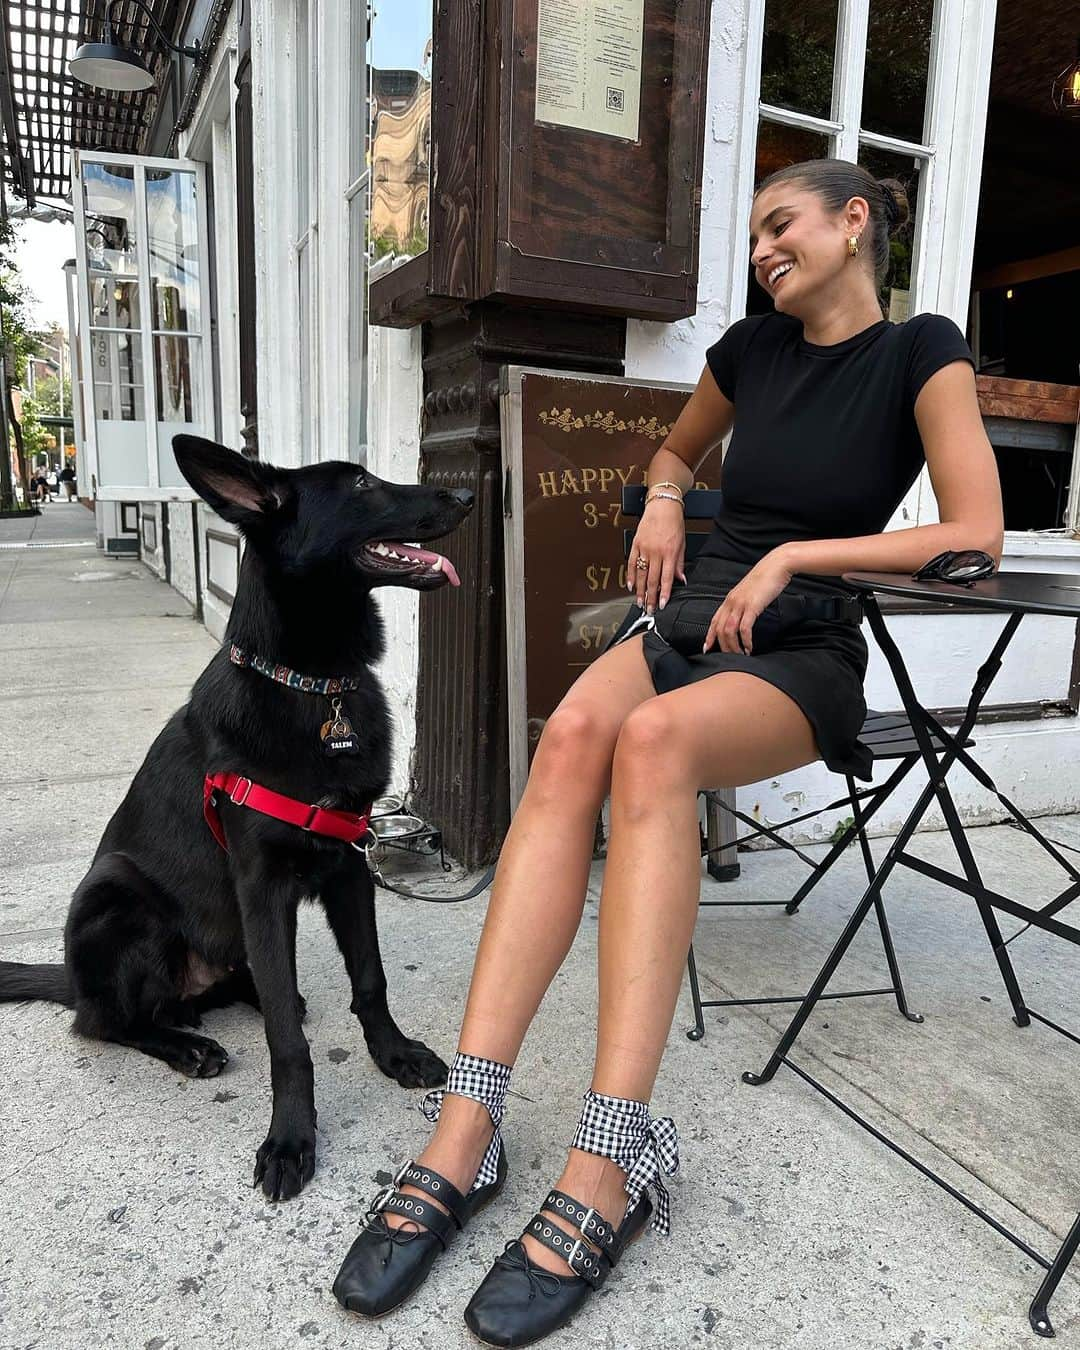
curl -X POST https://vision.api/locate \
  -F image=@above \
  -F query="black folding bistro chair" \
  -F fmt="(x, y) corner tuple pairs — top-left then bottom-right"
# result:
(619, 485), (971, 1039)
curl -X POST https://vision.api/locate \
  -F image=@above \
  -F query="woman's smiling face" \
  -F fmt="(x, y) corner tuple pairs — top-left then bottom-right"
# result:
(749, 182), (863, 314)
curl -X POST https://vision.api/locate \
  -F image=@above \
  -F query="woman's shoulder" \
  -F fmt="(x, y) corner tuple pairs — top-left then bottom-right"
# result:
(729, 310), (801, 340)
(889, 311), (968, 347)
(705, 312), (799, 399)
(708, 310), (799, 356)
(888, 312), (976, 398)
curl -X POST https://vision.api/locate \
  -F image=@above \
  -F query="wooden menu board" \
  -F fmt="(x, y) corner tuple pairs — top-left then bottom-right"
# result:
(501, 366), (719, 807)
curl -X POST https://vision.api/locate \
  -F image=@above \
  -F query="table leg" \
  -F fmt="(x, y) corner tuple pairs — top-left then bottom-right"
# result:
(849, 771), (923, 1023)
(864, 602), (1031, 1028)
(1029, 1212), (1080, 1337)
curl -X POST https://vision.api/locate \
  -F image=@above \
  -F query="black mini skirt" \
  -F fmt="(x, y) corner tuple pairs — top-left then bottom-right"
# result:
(617, 555), (872, 780)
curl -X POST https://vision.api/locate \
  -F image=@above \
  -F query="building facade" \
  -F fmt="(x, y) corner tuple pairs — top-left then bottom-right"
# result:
(8, 0), (1077, 844)
(362, 0), (1080, 841)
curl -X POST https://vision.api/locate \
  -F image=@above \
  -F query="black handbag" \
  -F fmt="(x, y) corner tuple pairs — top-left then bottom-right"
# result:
(652, 583), (861, 656)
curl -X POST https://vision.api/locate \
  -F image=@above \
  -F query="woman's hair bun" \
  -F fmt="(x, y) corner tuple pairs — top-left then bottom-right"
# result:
(878, 177), (910, 234)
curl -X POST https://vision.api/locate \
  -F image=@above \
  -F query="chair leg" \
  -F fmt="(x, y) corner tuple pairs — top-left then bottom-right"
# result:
(784, 759), (916, 916)
(705, 788), (740, 881)
(850, 774), (923, 1025)
(686, 944), (707, 1041)
(871, 895), (923, 1023)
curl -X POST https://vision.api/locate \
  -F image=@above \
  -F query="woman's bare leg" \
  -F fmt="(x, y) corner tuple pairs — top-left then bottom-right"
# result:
(528, 671), (820, 1270)
(386, 636), (656, 1224)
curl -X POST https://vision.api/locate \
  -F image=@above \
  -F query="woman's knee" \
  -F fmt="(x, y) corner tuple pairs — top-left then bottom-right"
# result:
(612, 702), (694, 794)
(528, 702), (617, 800)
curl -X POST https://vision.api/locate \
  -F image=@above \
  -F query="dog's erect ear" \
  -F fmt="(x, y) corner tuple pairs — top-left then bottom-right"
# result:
(172, 435), (285, 528)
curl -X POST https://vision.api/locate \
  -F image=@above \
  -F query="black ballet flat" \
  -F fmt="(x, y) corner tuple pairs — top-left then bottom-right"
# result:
(463, 1186), (652, 1347)
(333, 1141), (508, 1318)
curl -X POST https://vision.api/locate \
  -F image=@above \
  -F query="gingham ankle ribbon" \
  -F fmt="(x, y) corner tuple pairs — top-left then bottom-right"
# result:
(420, 1052), (512, 1194)
(571, 1088), (680, 1235)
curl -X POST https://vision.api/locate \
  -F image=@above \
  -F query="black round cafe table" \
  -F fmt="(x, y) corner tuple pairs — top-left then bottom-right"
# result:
(741, 569), (1080, 1338)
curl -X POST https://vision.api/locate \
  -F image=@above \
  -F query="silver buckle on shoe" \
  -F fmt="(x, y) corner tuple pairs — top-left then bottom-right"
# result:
(371, 1185), (395, 1213)
(393, 1160), (411, 1187)
(579, 1206), (597, 1241)
(568, 1237), (591, 1276)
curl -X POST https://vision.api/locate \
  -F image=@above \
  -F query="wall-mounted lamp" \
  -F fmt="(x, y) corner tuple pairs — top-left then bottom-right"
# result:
(1051, 37), (1080, 117)
(69, 0), (203, 93)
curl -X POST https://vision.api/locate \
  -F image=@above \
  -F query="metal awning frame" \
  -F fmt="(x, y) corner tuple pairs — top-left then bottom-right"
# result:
(0, 2), (181, 205)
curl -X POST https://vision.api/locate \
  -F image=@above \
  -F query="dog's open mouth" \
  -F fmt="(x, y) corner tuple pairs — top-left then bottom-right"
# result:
(359, 540), (461, 588)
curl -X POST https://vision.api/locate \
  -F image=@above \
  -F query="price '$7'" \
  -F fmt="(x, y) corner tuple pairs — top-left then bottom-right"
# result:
(584, 563), (628, 592)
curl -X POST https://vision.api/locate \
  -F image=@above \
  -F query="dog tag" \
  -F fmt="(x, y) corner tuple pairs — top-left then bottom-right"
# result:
(321, 699), (360, 756)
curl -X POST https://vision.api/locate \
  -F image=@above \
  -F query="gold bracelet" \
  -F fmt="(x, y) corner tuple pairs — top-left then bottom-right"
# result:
(645, 491), (684, 507)
(648, 480), (685, 497)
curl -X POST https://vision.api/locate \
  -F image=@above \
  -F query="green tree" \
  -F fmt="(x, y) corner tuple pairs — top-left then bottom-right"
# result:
(0, 215), (44, 508)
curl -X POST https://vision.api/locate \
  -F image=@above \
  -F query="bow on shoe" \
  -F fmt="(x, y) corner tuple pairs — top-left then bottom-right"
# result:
(622, 1115), (680, 1235)
(361, 1183), (425, 1256)
(493, 1239), (564, 1300)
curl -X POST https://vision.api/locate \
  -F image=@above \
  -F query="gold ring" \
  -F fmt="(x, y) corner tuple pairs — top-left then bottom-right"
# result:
(635, 557), (649, 570)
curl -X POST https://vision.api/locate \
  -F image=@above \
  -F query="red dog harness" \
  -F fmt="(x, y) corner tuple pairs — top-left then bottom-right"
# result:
(203, 770), (372, 853)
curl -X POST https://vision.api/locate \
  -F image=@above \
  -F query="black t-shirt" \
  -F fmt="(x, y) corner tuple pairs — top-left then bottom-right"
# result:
(699, 311), (975, 568)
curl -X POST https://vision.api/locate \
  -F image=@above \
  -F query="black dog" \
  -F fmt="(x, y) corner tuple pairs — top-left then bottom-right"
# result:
(0, 436), (473, 1201)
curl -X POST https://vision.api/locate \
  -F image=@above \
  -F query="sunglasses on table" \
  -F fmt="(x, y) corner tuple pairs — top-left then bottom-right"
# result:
(912, 549), (997, 587)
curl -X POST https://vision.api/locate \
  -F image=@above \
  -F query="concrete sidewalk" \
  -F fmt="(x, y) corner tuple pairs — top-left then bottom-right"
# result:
(1, 505), (1078, 1349)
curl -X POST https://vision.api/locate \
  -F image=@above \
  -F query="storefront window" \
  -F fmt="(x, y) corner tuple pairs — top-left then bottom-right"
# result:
(368, 0), (432, 260)
(747, 0), (935, 318)
(858, 145), (921, 318)
(755, 121), (831, 186)
(761, 0), (839, 120)
(862, 0), (934, 144)
(748, 123), (831, 315)
(146, 169), (201, 333)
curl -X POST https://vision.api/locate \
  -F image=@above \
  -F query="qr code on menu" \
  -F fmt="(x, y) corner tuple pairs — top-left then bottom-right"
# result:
(606, 86), (625, 112)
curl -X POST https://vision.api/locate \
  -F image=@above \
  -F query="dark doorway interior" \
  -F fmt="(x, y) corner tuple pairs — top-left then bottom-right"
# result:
(971, 2), (1080, 531)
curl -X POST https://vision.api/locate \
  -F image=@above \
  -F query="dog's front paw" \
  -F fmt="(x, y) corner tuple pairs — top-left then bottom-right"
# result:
(169, 1034), (228, 1078)
(369, 1035), (449, 1089)
(253, 1133), (316, 1201)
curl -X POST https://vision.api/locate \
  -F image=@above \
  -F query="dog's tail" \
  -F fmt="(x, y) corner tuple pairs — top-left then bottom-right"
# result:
(0, 961), (75, 1007)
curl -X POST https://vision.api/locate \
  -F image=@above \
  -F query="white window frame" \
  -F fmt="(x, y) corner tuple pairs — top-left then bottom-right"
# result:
(72, 150), (214, 503)
(294, 0), (319, 466)
(319, 0), (367, 465)
(344, 3), (371, 464)
(253, 0), (362, 468)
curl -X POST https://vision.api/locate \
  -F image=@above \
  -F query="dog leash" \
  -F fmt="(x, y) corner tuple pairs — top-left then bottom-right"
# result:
(366, 863), (497, 905)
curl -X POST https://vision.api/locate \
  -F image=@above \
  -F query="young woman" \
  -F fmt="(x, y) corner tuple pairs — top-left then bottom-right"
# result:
(334, 159), (1004, 1345)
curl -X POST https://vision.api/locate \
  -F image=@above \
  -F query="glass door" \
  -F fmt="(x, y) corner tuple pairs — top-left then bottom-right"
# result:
(73, 151), (213, 500)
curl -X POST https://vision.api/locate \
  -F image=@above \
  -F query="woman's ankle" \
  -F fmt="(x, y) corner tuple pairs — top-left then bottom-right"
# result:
(429, 1092), (495, 1151)
(560, 1148), (628, 1214)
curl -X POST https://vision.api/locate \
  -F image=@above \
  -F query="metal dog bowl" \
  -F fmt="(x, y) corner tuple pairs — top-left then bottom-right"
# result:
(371, 795), (404, 819)
(371, 812), (426, 841)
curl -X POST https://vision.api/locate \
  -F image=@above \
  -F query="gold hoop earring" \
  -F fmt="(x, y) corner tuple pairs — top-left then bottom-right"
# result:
(847, 235), (860, 258)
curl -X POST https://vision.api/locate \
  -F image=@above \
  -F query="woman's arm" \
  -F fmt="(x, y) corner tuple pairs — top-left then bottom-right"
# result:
(631, 367), (735, 611)
(645, 365), (734, 491)
(777, 360), (1005, 577)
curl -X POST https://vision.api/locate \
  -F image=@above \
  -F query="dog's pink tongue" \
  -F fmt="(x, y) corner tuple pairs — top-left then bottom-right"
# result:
(394, 543), (461, 587)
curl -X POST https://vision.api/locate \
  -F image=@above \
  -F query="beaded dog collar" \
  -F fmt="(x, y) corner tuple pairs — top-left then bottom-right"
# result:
(228, 643), (363, 695)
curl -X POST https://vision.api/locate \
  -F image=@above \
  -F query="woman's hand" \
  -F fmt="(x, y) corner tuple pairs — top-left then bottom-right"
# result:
(702, 549), (795, 655)
(627, 500), (687, 614)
